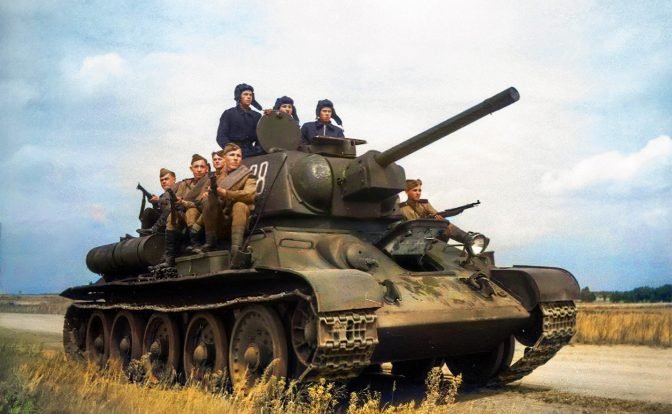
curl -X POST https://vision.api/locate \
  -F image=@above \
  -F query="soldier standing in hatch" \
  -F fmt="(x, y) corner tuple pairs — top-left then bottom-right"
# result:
(138, 168), (178, 235)
(300, 99), (344, 144)
(265, 96), (300, 123)
(157, 154), (210, 268)
(399, 178), (475, 253)
(201, 143), (257, 266)
(216, 83), (264, 157)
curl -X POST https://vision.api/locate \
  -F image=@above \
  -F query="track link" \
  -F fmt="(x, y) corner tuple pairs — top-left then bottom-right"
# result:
(491, 301), (577, 385)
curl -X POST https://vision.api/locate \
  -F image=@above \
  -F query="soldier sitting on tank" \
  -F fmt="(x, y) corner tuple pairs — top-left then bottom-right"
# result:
(138, 168), (178, 236)
(201, 143), (257, 266)
(399, 178), (475, 254)
(156, 154), (210, 268)
(216, 83), (264, 158)
(300, 99), (344, 144)
(264, 96), (300, 123)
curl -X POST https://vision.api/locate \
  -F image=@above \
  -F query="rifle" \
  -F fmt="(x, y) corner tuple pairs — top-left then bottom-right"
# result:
(136, 183), (159, 208)
(166, 188), (186, 227)
(437, 200), (481, 218)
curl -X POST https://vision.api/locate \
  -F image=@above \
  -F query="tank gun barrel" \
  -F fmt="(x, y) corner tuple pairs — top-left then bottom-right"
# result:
(374, 87), (520, 167)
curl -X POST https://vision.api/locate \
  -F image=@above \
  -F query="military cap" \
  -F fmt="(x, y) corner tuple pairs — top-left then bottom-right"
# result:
(159, 167), (175, 178)
(405, 179), (422, 191)
(234, 83), (262, 111)
(222, 143), (241, 155)
(315, 99), (342, 126)
(273, 96), (299, 122)
(191, 154), (207, 165)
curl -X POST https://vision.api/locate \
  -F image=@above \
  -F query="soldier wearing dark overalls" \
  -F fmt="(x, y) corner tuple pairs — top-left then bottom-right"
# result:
(300, 99), (344, 144)
(216, 83), (264, 157)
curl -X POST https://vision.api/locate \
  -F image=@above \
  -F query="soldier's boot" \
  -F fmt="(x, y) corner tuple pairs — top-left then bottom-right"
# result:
(200, 231), (218, 253)
(187, 226), (204, 254)
(154, 230), (177, 269)
(442, 224), (475, 256)
(229, 225), (250, 269)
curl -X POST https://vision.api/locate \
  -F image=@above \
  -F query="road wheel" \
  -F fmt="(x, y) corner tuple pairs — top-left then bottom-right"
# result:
(445, 335), (515, 386)
(183, 312), (228, 382)
(85, 311), (111, 368)
(143, 313), (181, 382)
(109, 311), (145, 370)
(229, 305), (288, 390)
(290, 300), (317, 372)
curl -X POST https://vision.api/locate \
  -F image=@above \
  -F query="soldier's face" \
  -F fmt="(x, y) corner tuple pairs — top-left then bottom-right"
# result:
(190, 160), (208, 179)
(159, 173), (176, 190)
(406, 185), (422, 201)
(212, 154), (225, 170)
(279, 103), (293, 115)
(240, 90), (253, 107)
(319, 107), (332, 123)
(225, 149), (243, 172)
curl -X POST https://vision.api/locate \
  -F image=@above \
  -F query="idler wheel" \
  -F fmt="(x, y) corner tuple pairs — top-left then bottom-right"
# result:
(110, 311), (145, 370)
(183, 312), (228, 382)
(85, 311), (111, 368)
(143, 313), (181, 382)
(229, 305), (288, 390)
(63, 306), (87, 361)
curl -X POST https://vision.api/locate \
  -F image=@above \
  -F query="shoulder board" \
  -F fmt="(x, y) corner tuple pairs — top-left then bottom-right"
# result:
(418, 199), (429, 204)
(398, 201), (408, 208)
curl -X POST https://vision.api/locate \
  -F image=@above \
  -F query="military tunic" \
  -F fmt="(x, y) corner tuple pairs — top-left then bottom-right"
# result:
(216, 105), (263, 157)
(166, 176), (209, 231)
(202, 165), (257, 241)
(300, 121), (345, 144)
(399, 199), (439, 221)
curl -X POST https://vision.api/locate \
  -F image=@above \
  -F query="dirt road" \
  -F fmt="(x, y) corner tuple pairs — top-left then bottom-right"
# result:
(2, 312), (671, 413)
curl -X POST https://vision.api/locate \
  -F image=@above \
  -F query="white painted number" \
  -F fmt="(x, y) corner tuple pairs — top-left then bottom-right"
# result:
(249, 161), (269, 195)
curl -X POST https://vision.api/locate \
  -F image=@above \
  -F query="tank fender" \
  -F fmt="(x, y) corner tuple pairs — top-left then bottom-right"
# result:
(490, 266), (580, 311)
(263, 267), (384, 312)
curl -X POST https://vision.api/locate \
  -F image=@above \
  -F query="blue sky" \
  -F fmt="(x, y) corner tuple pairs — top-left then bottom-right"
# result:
(0, 1), (670, 293)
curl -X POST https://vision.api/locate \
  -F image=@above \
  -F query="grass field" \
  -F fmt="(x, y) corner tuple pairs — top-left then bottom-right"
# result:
(574, 303), (672, 347)
(0, 294), (71, 315)
(0, 328), (461, 414)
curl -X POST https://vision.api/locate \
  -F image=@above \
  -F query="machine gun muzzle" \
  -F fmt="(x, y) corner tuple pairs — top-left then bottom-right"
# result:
(374, 87), (519, 167)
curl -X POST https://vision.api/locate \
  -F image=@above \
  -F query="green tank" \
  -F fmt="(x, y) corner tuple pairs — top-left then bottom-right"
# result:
(61, 87), (579, 388)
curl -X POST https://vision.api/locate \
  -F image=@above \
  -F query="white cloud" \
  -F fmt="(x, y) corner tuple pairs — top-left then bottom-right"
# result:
(74, 53), (129, 93)
(540, 135), (672, 195)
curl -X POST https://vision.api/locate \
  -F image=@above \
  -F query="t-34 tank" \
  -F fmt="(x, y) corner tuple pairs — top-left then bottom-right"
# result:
(61, 87), (579, 389)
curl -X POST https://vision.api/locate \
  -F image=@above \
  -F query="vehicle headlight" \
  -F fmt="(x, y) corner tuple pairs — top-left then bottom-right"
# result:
(470, 233), (490, 255)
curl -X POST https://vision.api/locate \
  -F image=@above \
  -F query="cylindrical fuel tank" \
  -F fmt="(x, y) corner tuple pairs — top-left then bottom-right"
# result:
(86, 234), (165, 281)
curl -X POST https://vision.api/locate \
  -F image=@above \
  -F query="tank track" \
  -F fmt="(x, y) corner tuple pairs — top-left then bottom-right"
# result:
(298, 310), (378, 381)
(491, 301), (577, 386)
(66, 291), (379, 382)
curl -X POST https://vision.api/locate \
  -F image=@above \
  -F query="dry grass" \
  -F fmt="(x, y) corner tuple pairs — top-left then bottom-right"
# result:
(0, 329), (461, 414)
(575, 303), (672, 347)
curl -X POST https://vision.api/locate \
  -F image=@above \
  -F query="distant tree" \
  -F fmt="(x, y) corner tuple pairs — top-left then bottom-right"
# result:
(580, 286), (596, 302)
(607, 284), (672, 303)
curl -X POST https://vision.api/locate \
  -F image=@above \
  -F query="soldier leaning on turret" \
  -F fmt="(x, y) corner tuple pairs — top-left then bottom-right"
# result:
(264, 96), (300, 123)
(399, 179), (475, 254)
(216, 83), (264, 158)
(300, 99), (344, 144)
(156, 154), (210, 268)
(201, 143), (257, 267)
(138, 168), (178, 236)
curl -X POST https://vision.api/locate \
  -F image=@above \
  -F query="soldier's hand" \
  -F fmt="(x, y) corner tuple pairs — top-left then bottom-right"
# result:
(217, 187), (227, 198)
(435, 214), (444, 220)
(149, 195), (160, 203)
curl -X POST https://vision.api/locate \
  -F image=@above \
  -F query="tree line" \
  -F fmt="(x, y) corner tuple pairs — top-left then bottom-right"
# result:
(580, 284), (672, 303)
